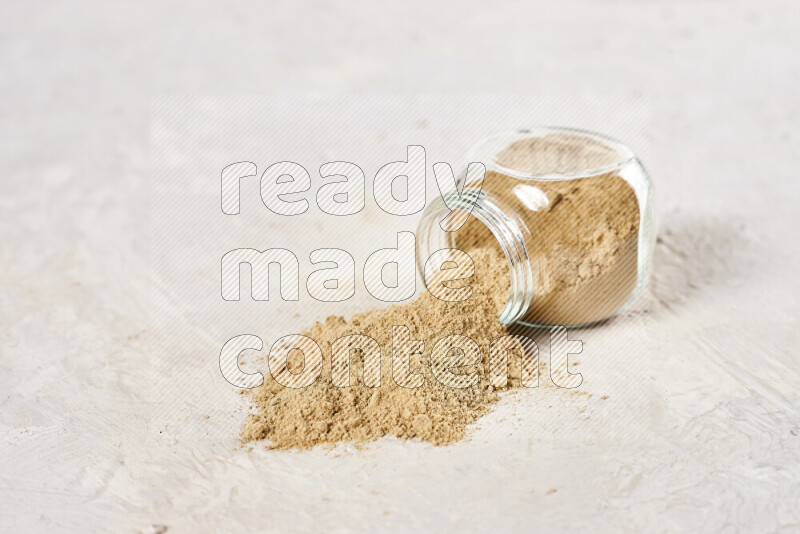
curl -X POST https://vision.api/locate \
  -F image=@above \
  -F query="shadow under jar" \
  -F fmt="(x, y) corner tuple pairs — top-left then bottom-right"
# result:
(417, 127), (655, 327)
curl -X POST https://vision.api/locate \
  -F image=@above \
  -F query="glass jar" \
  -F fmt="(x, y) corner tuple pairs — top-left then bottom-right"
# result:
(417, 127), (654, 327)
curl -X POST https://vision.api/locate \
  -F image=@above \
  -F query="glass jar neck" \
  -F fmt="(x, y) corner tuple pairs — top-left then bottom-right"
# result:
(416, 192), (532, 326)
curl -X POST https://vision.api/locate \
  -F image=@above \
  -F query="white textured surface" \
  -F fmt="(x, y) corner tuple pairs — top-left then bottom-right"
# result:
(1, 1), (799, 533)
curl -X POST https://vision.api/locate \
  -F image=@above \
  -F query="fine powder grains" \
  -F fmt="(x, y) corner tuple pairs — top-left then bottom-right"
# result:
(242, 246), (516, 449)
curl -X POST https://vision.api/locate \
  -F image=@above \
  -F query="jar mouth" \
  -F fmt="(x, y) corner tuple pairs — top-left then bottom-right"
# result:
(416, 192), (531, 326)
(468, 126), (637, 181)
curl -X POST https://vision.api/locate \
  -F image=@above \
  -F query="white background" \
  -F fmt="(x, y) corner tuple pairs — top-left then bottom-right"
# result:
(1, 2), (799, 533)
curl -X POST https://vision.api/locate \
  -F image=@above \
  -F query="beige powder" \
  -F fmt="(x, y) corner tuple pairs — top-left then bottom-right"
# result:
(243, 246), (517, 449)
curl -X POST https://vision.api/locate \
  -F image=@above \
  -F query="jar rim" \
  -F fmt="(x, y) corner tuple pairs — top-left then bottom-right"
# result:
(416, 193), (532, 326)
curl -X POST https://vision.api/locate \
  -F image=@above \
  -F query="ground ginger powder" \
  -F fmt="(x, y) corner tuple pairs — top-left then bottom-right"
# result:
(243, 246), (517, 449)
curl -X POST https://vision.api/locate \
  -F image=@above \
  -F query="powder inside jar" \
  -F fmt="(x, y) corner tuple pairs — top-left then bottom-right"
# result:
(456, 133), (641, 326)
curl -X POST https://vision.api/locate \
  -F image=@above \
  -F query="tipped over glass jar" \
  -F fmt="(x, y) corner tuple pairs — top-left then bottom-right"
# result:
(417, 127), (655, 327)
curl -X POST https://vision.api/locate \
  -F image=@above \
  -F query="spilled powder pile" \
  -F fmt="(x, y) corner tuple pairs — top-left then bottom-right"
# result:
(243, 246), (517, 449)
